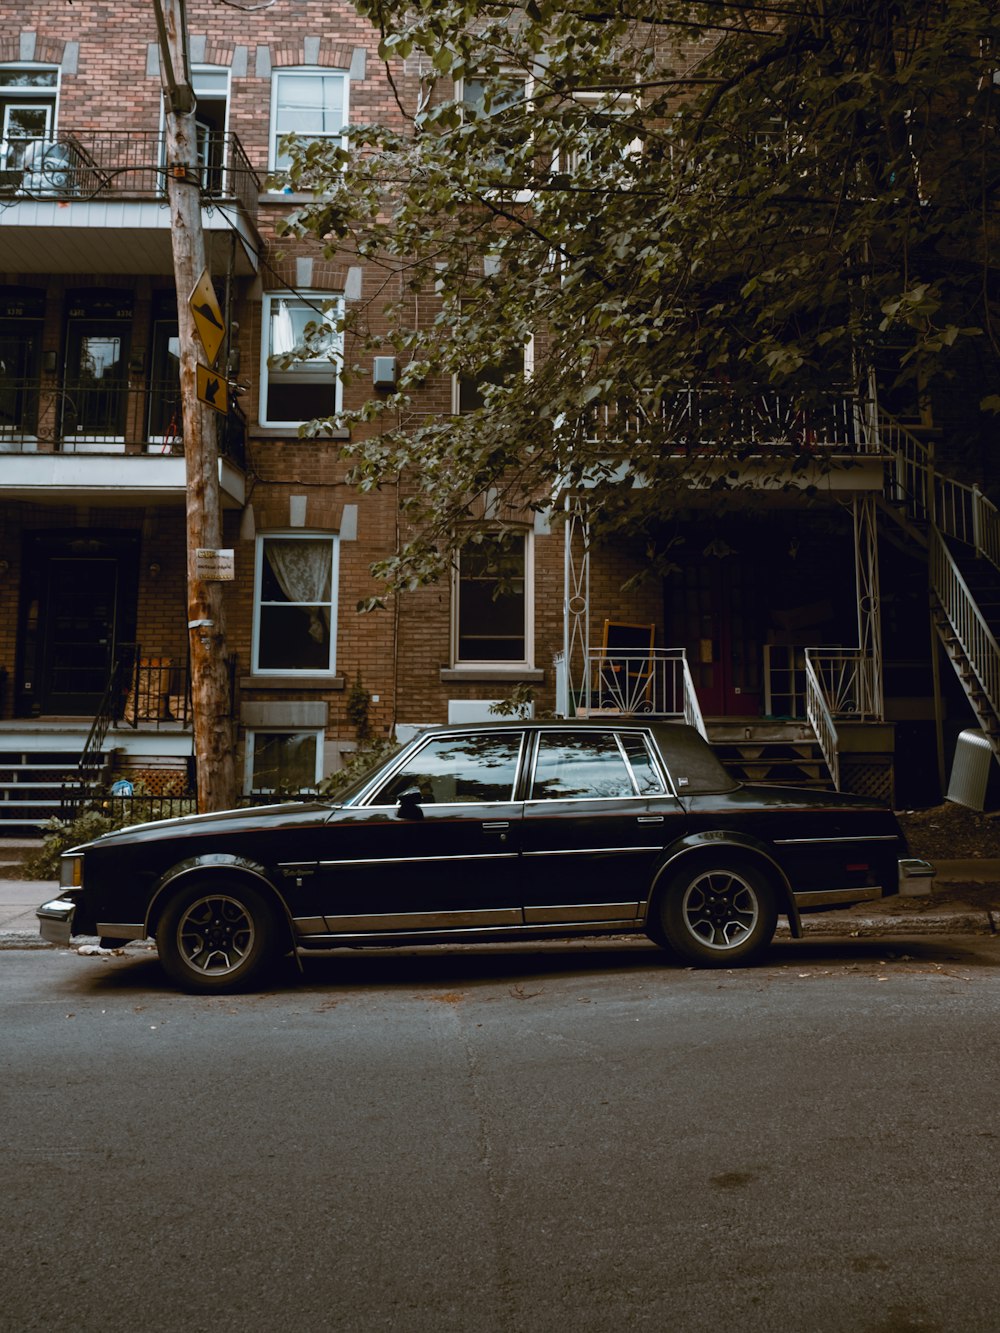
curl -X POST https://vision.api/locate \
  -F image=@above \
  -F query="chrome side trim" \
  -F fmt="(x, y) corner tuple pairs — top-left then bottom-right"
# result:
(774, 835), (898, 845)
(792, 887), (883, 908)
(322, 907), (522, 932)
(298, 919), (639, 948)
(522, 845), (662, 858)
(316, 851), (519, 869)
(523, 902), (641, 925)
(96, 922), (147, 941)
(291, 916), (329, 935)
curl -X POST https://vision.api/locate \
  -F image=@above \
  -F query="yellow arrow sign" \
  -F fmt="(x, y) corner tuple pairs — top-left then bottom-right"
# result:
(196, 363), (227, 414)
(189, 269), (225, 366)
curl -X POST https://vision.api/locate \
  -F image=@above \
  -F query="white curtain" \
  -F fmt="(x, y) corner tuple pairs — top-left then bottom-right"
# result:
(265, 539), (331, 642)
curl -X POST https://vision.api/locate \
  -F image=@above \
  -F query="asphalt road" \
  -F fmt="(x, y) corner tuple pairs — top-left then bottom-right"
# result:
(3, 936), (1000, 1333)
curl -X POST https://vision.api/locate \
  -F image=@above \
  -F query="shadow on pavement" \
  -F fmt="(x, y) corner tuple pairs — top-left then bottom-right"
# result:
(45, 929), (1000, 999)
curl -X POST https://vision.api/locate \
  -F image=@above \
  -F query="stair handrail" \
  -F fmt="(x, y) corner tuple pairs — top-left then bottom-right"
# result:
(929, 528), (1000, 733)
(804, 650), (840, 791)
(72, 644), (135, 793)
(679, 650), (709, 740)
(881, 411), (1000, 572)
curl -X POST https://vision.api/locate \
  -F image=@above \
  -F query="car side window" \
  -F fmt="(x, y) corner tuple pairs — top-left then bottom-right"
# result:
(619, 734), (667, 795)
(531, 732), (637, 800)
(371, 732), (523, 805)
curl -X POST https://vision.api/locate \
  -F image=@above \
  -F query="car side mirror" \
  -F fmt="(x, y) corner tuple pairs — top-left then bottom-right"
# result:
(396, 788), (424, 820)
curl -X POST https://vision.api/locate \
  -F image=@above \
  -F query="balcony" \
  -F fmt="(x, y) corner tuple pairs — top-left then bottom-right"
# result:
(0, 376), (247, 507)
(576, 387), (885, 495)
(0, 131), (261, 276)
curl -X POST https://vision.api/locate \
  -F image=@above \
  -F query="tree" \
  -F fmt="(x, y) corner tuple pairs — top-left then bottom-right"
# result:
(155, 0), (239, 811)
(280, 0), (1000, 591)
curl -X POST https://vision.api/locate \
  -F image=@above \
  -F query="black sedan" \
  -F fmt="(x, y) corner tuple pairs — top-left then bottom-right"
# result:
(39, 721), (935, 992)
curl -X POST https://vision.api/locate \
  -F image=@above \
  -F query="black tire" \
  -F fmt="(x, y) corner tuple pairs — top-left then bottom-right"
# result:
(157, 878), (280, 994)
(658, 859), (777, 966)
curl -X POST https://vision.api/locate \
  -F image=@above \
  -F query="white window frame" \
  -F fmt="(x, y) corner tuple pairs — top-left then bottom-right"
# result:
(457, 71), (533, 202)
(244, 727), (325, 794)
(269, 67), (350, 178)
(260, 291), (344, 428)
(555, 89), (642, 176)
(0, 65), (60, 171)
(451, 529), (534, 668)
(251, 532), (340, 677)
(452, 333), (534, 414)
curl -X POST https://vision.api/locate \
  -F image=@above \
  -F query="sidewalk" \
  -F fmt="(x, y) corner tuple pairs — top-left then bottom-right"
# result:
(3, 862), (999, 949)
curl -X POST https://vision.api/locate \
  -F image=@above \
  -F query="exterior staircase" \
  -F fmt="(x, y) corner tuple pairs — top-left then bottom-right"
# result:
(0, 733), (105, 837)
(708, 720), (834, 788)
(881, 414), (1000, 766)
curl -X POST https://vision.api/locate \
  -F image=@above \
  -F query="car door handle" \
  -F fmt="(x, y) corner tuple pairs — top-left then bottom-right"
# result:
(636, 815), (664, 824)
(482, 821), (510, 830)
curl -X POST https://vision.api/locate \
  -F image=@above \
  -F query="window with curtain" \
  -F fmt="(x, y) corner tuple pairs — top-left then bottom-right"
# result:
(260, 293), (342, 427)
(253, 534), (338, 673)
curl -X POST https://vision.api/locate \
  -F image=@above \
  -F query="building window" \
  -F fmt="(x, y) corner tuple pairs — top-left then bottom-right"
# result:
(454, 531), (532, 666)
(260, 293), (342, 427)
(0, 66), (58, 179)
(253, 534), (339, 675)
(270, 68), (348, 176)
(455, 335), (532, 413)
(246, 728), (324, 794)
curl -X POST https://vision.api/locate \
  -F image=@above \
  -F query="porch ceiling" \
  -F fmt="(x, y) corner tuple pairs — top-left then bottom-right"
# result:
(0, 199), (259, 276)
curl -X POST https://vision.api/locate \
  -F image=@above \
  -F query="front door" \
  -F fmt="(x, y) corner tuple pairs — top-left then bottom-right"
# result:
(16, 532), (139, 718)
(665, 553), (761, 716)
(41, 558), (118, 714)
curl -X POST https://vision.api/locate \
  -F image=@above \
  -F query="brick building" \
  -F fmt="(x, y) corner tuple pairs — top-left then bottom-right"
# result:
(0, 2), (995, 831)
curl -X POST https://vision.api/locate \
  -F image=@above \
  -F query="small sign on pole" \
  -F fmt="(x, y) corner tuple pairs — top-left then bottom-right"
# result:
(194, 548), (235, 581)
(189, 268), (226, 365)
(196, 363), (227, 414)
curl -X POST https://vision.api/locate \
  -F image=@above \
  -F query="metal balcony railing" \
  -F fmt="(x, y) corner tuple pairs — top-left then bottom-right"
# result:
(559, 647), (708, 736)
(582, 388), (868, 453)
(0, 130), (261, 225)
(0, 375), (246, 469)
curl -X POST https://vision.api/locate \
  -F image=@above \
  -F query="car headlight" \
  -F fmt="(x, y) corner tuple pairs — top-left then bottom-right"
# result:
(59, 854), (84, 890)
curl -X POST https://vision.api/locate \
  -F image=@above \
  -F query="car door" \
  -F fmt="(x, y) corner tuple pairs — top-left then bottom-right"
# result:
(519, 727), (685, 927)
(308, 729), (526, 935)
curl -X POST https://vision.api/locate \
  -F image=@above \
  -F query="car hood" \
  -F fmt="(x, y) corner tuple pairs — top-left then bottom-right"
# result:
(69, 801), (336, 854)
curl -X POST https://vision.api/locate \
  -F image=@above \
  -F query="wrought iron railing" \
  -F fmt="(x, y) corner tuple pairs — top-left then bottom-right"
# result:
(804, 653), (840, 791)
(0, 375), (246, 469)
(0, 130), (261, 224)
(804, 648), (881, 721)
(582, 388), (867, 452)
(576, 648), (706, 732)
(929, 529), (1000, 739)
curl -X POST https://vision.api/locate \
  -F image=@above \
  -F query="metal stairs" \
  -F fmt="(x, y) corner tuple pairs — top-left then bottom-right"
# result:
(707, 721), (834, 788)
(930, 536), (1000, 757)
(0, 743), (105, 837)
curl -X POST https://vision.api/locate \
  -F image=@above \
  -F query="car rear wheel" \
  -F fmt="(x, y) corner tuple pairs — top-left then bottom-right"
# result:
(659, 861), (777, 966)
(157, 879), (280, 993)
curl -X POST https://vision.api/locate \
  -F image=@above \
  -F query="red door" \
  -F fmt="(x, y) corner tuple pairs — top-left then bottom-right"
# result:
(665, 556), (761, 717)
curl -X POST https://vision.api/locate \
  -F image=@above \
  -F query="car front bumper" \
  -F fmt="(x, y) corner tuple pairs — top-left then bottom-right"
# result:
(899, 858), (936, 896)
(37, 897), (77, 946)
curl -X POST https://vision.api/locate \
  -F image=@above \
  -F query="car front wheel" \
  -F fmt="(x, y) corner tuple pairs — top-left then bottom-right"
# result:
(658, 861), (777, 966)
(157, 879), (280, 993)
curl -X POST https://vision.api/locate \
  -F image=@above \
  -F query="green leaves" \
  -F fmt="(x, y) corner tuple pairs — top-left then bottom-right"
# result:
(279, 0), (1000, 591)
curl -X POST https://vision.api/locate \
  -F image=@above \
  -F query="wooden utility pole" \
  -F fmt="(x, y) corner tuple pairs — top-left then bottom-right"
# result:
(154, 0), (238, 811)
